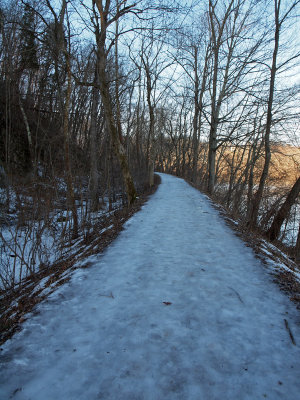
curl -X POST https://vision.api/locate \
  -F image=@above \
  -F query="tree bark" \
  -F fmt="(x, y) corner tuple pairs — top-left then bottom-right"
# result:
(144, 61), (155, 187)
(44, 0), (79, 237)
(192, 44), (209, 184)
(192, 46), (200, 183)
(266, 177), (300, 241)
(98, 54), (137, 204)
(89, 65), (101, 211)
(248, 0), (281, 228)
(295, 222), (300, 264)
(207, 0), (234, 194)
(94, 1), (137, 205)
(19, 96), (34, 171)
(63, 38), (78, 238)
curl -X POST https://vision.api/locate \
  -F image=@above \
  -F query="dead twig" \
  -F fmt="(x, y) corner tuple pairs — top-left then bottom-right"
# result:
(228, 286), (244, 304)
(99, 292), (114, 299)
(284, 318), (296, 345)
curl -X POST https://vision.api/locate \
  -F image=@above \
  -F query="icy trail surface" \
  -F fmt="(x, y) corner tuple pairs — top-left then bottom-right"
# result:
(1, 174), (300, 400)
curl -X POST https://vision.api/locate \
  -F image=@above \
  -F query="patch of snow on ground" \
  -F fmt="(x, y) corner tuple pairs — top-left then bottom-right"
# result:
(31, 277), (50, 294)
(0, 173), (300, 400)
(0, 195), (121, 289)
(99, 224), (114, 235)
(260, 239), (300, 282)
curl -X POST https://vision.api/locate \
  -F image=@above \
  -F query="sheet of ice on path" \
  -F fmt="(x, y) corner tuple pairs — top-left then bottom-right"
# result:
(0, 173), (300, 400)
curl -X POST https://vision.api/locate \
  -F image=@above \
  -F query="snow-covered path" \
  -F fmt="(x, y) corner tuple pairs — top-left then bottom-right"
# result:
(1, 173), (300, 400)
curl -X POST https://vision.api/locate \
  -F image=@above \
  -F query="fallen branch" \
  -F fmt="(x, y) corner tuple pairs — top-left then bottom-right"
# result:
(99, 292), (114, 299)
(284, 318), (296, 345)
(228, 286), (244, 304)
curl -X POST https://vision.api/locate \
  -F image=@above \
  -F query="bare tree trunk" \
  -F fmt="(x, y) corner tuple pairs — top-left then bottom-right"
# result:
(207, 0), (235, 194)
(208, 0), (219, 193)
(208, 129), (217, 193)
(267, 177), (300, 241)
(226, 147), (238, 207)
(192, 44), (209, 184)
(295, 222), (300, 264)
(97, 52), (136, 204)
(114, 1), (123, 145)
(60, 1), (78, 238)
(44, 0), (78, 236)
(192, 46), (200, 183)
(142, 56), (155, 187)
(248, 0), (281, 228)
(89, 65), (100, 211)
(19, 95), (34, 172)
(135, 79), (142, 169)
(94, 1), (137, 205)
(63, 44), (78, 238)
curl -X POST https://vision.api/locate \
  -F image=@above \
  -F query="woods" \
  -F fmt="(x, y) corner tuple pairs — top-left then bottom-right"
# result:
(0, 0), (300, 290)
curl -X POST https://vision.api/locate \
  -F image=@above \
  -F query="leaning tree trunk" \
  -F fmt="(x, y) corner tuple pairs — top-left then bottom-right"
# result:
(266, 177), (300, 241)
(19, 96), (34, 171)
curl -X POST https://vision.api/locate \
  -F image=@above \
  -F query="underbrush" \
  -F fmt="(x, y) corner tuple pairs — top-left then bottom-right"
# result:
(212, 182), (300, 255)
(0, 176), (126, 290)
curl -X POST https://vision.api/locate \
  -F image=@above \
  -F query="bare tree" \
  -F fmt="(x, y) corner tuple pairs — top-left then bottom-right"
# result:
(44, 0), (79, 237)
(207, 0), (261, 194)
(248, 0), (300, 227)
(173, 24), (211, 183)
(266, 176), (300, 241)
(89, 56), (102, 211)
(139, 39), (174, 186)
(92, 0), (137, 205)
(295, 222), (300, 264)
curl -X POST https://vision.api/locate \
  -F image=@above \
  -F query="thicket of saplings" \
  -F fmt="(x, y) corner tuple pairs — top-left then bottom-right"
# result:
(0, 134), (149, 291)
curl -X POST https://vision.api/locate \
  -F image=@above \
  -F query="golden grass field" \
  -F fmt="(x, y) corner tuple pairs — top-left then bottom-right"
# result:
(216, 144), (300, 187)
(270, 145), (300, 185)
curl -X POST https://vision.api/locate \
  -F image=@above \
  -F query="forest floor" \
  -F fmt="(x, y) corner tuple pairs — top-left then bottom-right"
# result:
(1, 173), (300, 400)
